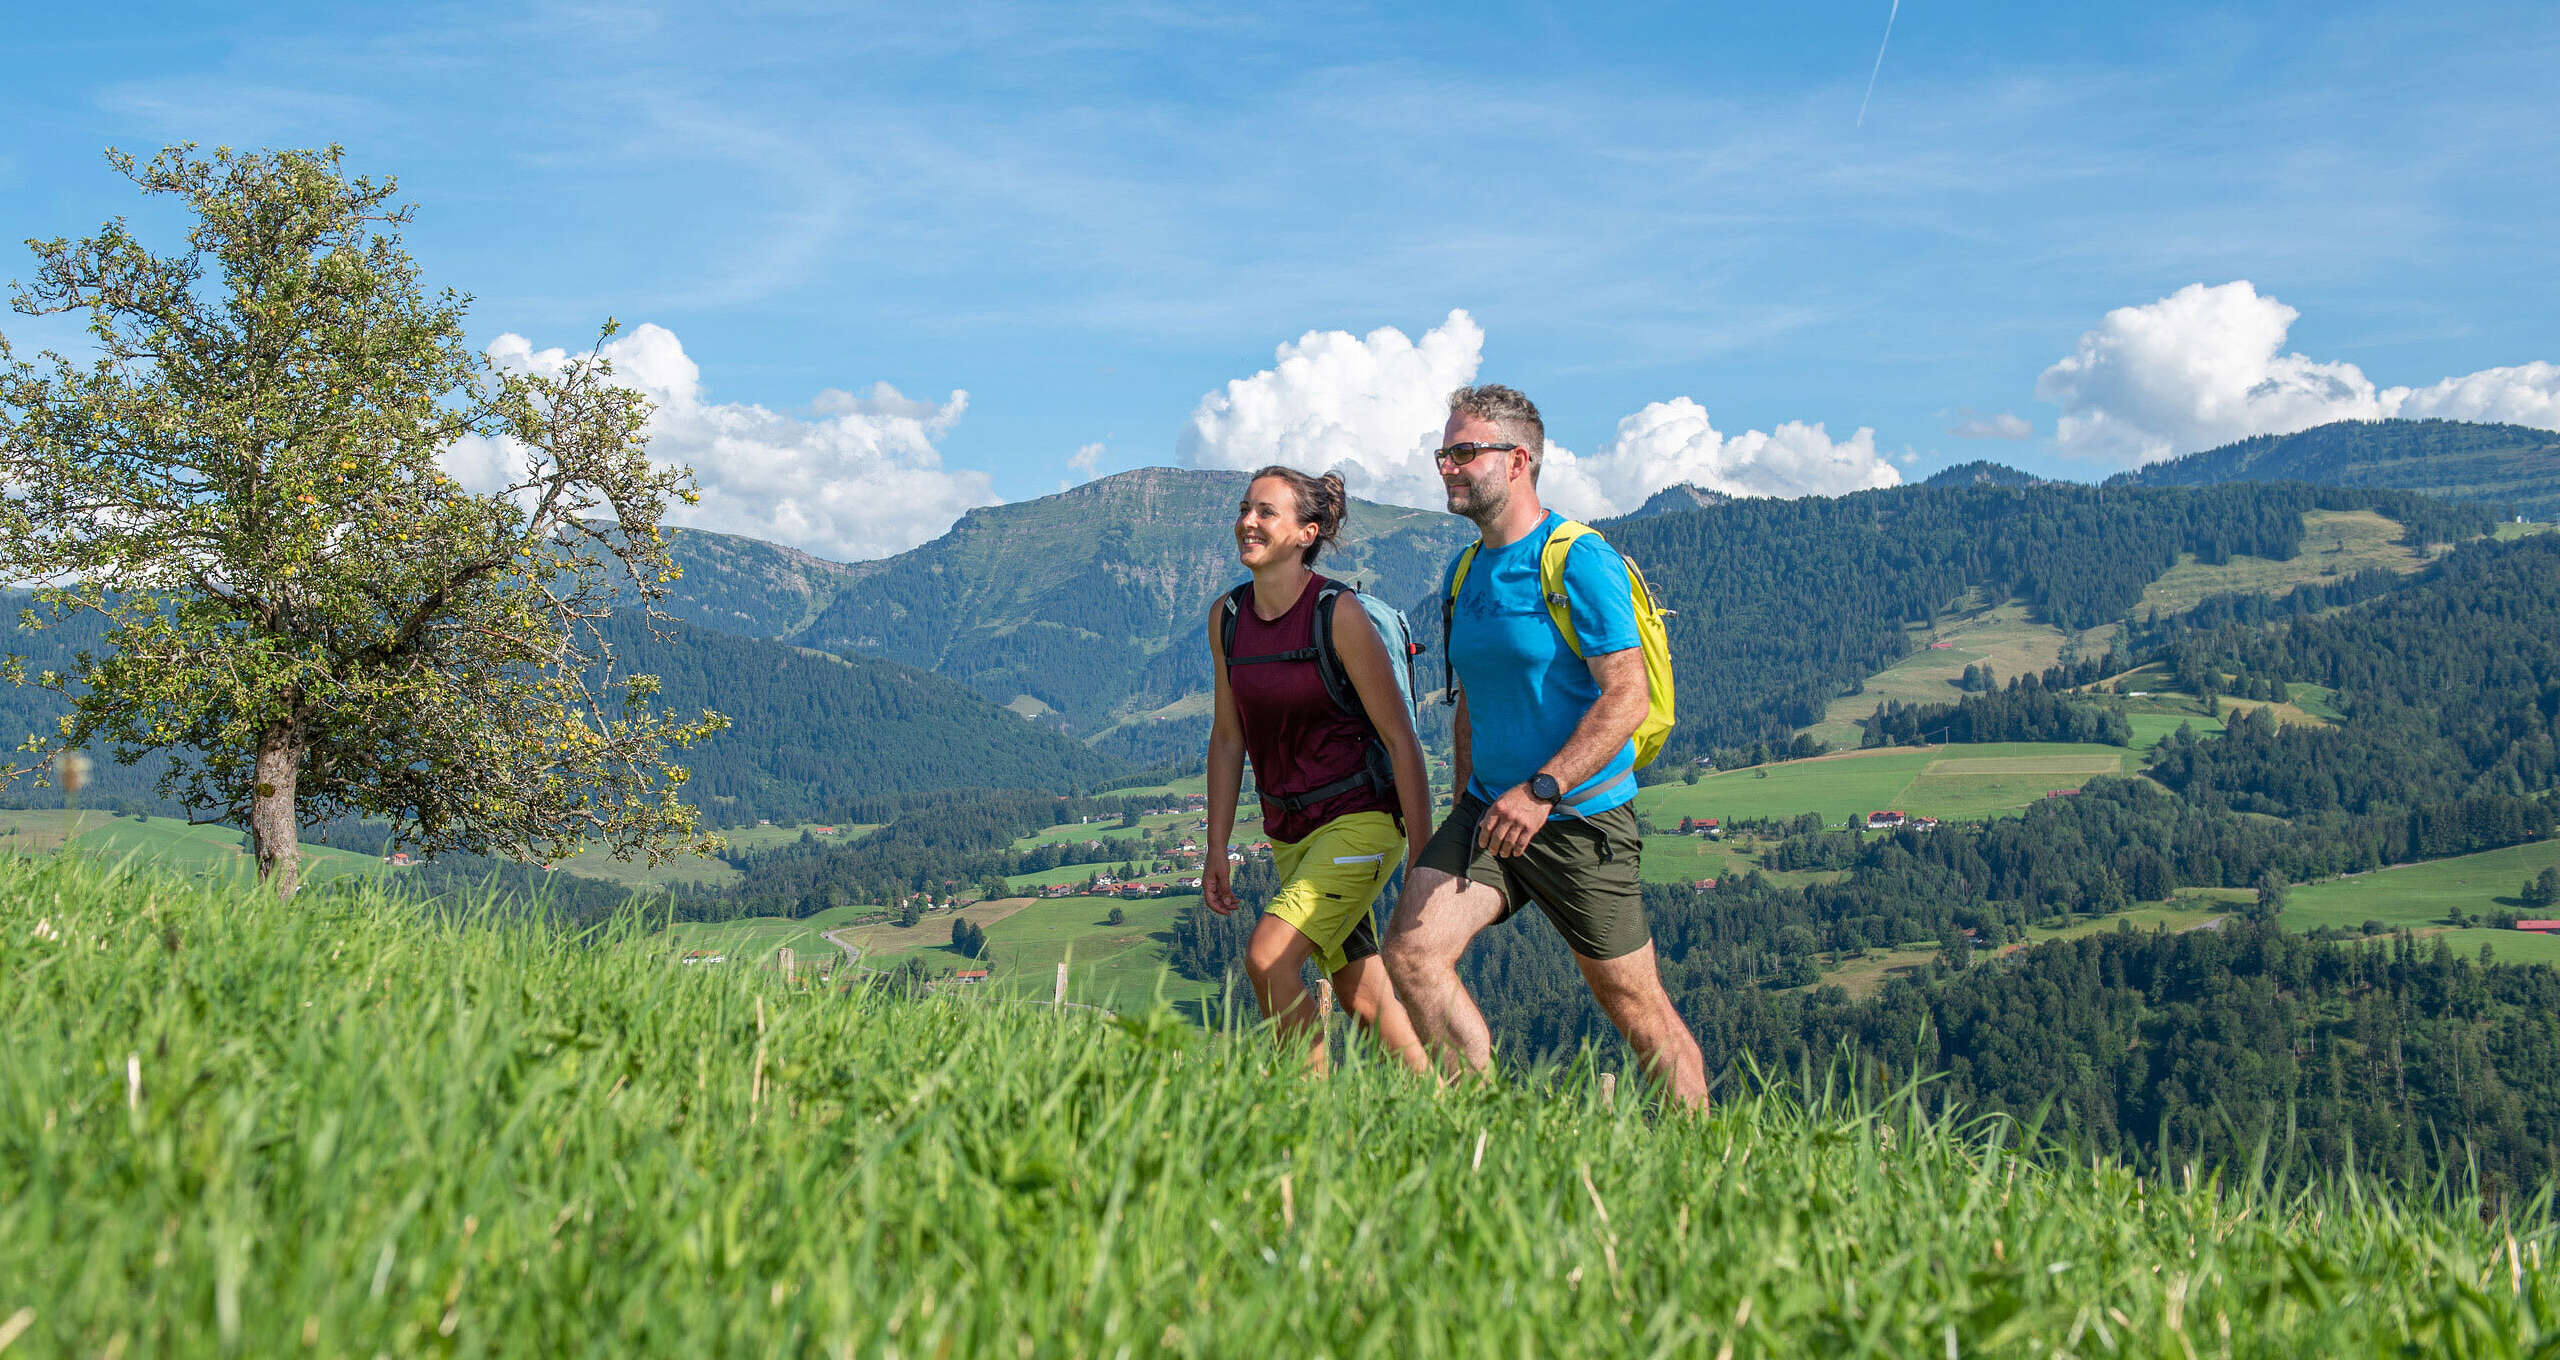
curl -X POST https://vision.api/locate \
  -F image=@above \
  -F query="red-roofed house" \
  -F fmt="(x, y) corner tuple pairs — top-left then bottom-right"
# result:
(2518, 920), (2560, 934)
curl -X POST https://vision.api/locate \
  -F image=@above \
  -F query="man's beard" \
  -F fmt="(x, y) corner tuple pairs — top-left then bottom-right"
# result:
(1445, 475), (1508, 527)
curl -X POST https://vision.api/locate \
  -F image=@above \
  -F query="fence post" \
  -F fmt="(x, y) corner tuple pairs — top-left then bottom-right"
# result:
(1054, 960), (1069, 1006)
(778, 947), (795, 986)
(1600, 1072), (1618, 1107)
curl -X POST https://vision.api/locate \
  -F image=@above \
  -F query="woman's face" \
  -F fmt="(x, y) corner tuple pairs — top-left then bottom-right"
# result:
(1235, 476), (1318, 569)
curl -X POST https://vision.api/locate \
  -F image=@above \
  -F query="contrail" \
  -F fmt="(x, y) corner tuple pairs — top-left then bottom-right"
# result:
(1856, 0), (1901, 128)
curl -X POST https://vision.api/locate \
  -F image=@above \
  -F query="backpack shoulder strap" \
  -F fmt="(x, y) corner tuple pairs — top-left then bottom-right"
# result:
(1440, 542), (1485, 702)
(1308, 584), (1361, 718)
(1216, 581), (1252, 665)
(1538, 520), (1598, 657)
(1222, 580), (1324, 668)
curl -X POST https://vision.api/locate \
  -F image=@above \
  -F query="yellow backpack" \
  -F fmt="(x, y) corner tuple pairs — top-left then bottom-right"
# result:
(1442, 520), (1677, 769)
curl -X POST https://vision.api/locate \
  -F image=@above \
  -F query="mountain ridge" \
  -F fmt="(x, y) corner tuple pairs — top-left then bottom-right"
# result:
(2109, 418), (2560, 518)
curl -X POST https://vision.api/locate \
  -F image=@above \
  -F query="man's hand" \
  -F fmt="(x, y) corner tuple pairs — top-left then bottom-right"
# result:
(1476, 783), (1550, 858)
(1204, 857), (1241, 915)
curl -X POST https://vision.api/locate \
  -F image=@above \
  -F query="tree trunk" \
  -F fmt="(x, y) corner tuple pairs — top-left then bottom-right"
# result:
(249, 718), (305, 901)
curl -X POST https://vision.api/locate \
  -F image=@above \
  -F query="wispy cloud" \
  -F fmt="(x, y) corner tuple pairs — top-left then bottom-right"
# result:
(1947, 410), (2032, 440)
(1857, 0), (1901, 128)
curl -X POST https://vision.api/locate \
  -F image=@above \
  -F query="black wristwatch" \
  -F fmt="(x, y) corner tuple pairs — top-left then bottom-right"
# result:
(1528, 772), (1562, 804)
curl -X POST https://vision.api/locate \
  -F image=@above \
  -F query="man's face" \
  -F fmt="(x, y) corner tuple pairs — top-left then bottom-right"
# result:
(1439, 412), (1522, 523)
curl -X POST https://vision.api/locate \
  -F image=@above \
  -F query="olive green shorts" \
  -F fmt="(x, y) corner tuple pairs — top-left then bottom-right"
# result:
(1416, 792), (1650, 961)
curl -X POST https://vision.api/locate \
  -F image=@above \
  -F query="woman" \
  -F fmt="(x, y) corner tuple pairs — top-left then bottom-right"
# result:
(1205, 466), (1432, 1074)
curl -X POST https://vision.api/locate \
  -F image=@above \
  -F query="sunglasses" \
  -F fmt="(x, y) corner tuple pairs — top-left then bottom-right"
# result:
(1432, 442), (1521, 468)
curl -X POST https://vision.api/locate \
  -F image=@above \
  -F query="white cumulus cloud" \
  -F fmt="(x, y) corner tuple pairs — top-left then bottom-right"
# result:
(1559, 399), (1901, 512)
(1178, 310), (1485, 510)
(447, 324), (993, 561)
(1178, 311), (1903, 519)
(2390, 361), (2560, 429)
(2038, 282), (2560, 467)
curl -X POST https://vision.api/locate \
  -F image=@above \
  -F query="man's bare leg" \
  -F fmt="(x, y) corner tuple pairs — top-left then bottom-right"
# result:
(1242, 914), (1325, 1074)
(1574, 941), (1710, 1112)
(1383, 867), (1507, 1078)
(1329, 953), (1432, 1074)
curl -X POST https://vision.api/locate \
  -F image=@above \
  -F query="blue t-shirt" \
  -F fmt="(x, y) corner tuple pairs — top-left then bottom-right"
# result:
(1443, 512), (1641, 817)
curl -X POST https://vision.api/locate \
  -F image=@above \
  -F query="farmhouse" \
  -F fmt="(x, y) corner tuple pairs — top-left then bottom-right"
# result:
(2518, 920), (2560, 934)
(1864, 810), (1906, 830)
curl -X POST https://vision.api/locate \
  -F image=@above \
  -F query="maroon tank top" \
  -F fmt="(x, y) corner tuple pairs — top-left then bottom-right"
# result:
(1225, 574), (1397, 845)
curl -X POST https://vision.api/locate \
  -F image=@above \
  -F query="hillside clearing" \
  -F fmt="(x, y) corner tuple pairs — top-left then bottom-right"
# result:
(1638, 742), (2139, 827)
(846, 890), (1221, 1010)
(2284, 840), (2560, 960)
(2136, 509), (2432, 616)
(1801, 600), (2106, 749)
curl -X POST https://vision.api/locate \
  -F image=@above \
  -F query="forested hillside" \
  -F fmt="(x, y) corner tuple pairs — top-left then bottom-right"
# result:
(1604, 479), (2488, 761)
(601, 615), (1124, 821)
(2115, 418), (2560, 519)
(1, 592), (1125, 826)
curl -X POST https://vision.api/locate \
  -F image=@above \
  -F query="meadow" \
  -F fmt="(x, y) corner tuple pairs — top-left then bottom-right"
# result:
(548, 822), (871, 892)
(1800, 600), (2101, 749)
(0, 808), (386, 884)
(657, 900), (885, 969)
(842, 890), (1223, 1011)
(2133, 508), (2433, 616)
(2282, 839), (2560, 966)
(7, 853), (2559, 1356)
(1637, 742), (2138, 829)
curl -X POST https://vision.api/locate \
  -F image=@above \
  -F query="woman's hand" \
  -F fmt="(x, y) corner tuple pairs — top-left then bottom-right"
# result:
(1204, 857), (1240, 915)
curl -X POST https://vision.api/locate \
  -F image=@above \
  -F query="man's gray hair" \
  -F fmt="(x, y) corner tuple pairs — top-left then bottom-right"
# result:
(1447, 384), (1546, 483)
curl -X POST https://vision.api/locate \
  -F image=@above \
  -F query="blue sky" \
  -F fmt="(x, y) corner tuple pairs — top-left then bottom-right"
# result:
(8, 1), (2556, 558)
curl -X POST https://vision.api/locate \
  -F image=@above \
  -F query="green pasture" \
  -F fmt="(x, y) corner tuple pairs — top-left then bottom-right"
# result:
(1639, 742), (2138, 828)
(2124, 708), (2224, 748)
(2283, 840), (2560, 963)
(658, 901), (884, 967)
(1816, 903), (2228, 999)
(851, 889), (1217, 1011)
(1, 809), (386, 885)
(1006, 859), (1134, 890)
(1015, 807), (1210, 850)
(1802, 600), (2103, 748)
(2136, 509), (2431, 616)
(550, 840), (744, 891)
(1095, 771), (1211, 800)
(1638, 835), (1841, 889)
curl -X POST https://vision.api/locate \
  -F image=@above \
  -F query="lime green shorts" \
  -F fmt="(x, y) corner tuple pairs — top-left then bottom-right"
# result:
(1266, 811), (1404, 975)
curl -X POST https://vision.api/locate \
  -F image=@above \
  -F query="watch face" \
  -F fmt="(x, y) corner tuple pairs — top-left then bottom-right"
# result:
(1531, 774), (1559, 802)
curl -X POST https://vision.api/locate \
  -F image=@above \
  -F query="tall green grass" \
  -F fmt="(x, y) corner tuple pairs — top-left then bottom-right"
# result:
(6, 852), (2558, 1356)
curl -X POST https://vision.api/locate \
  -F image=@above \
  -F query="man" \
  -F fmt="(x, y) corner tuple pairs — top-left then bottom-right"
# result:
(1383, 384), (1709, 1110)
